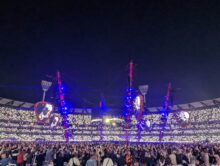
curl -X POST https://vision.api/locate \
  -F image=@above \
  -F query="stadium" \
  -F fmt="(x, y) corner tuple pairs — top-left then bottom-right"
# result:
(1, 1), (220, 166)
(1, 67), (220, 166)
(1, 63), (220, 166)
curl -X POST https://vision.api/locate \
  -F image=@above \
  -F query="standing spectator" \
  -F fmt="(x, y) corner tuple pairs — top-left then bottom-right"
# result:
(0, 152), (12, 166)
(24, 149), (32, 166)
(102, 154), (114, 166)
(214, 153), (220, 166)
(158, 156), (165, 166)
(68, 153), (80, 166)
(36, 150), (45, 166)
(11, 145), (19, 161)
(168, 149), (177, 165)
(17, 149), (25, 166)
(203, 148), (210, 166)
(54, 150), (65, 166)
(45, 147), (54, 163)
(86, 154), (97, 166)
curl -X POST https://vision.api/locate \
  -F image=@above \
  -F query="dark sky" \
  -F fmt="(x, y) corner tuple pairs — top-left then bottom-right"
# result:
(0, 1), (220, 109)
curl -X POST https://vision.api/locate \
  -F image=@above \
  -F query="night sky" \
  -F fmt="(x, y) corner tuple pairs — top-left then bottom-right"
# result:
(0, 1), (220, 109)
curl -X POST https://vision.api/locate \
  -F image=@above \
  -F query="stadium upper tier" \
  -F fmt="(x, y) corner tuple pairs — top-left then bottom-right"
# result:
(0, 97), (220, 142)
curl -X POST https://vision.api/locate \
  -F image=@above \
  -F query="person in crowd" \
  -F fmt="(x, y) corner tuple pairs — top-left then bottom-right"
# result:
(45, 146), (54, 164)
(168, 149), (177, 165)
(124, 152), (133, 166)
(35, 149), (45, 166)
(0, 152), (12, 166)
(203, 148), (210, 166)
(86, 153), (97, 166)
(68, 153), (80, 166)
(102, 152), (114, 166)
(11, 145), (19, 161)
(17, 149), (25, 166)
(24, 148), (33, 166)
(214, 152), (220, 165)
(158, 156), (165, 166)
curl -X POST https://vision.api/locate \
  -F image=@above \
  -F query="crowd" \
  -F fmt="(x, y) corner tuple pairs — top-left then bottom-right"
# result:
(1, 142), (220, 166)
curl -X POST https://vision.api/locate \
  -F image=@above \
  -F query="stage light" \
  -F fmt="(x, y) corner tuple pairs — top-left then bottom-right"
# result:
(146, 120), (151, 128)
(112, 122), (116, 126)
(45, 103), (53, 112)
(134, 96), (141, 110)
(104, 118), (110, 124)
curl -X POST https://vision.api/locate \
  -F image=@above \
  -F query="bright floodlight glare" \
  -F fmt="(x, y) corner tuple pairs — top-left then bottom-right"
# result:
(104, 118), (110, 124)
(45, 103), (53, 111)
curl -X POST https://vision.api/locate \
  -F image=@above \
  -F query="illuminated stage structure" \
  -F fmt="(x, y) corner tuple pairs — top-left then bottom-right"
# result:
(91, 96), (124, 141)
(57, 71), (70, 142)
(34, 76), (69, 141)
(134, 85), (149, 141)
(99, 96), (107, 141)
(34, 80), (54, 124)
(134, 94), (144, 141)
(159, 82), (172, 141)
(124, 60), (136, 142)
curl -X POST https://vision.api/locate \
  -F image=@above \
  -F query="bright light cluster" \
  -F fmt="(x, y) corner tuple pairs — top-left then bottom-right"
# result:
(134, 96), (141, 110)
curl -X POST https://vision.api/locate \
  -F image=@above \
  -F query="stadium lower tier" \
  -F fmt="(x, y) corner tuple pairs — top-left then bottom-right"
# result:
(1, 106), (220, 142)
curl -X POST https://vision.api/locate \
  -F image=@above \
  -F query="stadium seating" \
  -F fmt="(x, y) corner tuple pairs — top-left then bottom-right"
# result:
(0, 105), (220, 142)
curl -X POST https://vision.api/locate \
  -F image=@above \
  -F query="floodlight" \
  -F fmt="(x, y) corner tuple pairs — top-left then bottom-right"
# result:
(139, 85), (149, 103)
(41, 80), (52, 101)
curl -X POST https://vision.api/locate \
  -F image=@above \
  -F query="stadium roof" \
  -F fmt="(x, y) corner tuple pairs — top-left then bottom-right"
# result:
(0, 97), (220, 112)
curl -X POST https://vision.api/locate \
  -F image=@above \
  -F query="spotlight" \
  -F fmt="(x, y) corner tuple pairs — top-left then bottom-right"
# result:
(104, 118), (110, 124)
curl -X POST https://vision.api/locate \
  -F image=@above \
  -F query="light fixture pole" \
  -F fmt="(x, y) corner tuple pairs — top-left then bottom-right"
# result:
(139, 85), (149, 104)
(41, 80), (52, 101)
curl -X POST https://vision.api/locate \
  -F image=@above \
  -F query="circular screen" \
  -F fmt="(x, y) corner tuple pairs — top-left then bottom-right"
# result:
(34, 101), (54, 122)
